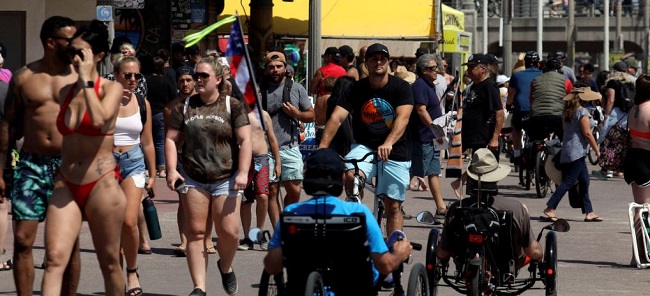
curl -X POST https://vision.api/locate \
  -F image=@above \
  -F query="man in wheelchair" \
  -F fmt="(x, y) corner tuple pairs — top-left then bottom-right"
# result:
(436, 149), (543, 273)
(263, 148), (412, 295)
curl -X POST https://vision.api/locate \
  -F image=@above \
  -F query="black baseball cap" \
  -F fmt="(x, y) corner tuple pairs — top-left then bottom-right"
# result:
(486, 54), (502, 64)
(365, 43), (390, 59)
(303, 148), (344, 196)
(324, 47), (341, 61)
(415, 47), (429, 57)
(462, 53), (490, 66)
(176, 66), (194, 77)
(338, 45), (354, 58)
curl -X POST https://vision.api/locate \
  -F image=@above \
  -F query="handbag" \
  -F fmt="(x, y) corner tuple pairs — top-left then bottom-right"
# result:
(598, 115), (630, 172)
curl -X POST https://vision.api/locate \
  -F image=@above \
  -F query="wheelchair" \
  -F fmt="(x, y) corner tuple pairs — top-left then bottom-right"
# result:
(424, 180), (569, 296)
(259, 212), (429, 296)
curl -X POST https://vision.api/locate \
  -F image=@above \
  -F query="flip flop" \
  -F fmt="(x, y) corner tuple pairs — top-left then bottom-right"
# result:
(584, 216), (604, 222)
(0, 259), (12, 271)
(137, 248), (152, 255)
(539, 215), (559, 222)
(206, 245), (217, 254)
(173, 247), (186, 257)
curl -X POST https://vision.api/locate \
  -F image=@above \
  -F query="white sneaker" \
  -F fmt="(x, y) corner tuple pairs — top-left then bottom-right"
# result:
(606, 171), (614, 178)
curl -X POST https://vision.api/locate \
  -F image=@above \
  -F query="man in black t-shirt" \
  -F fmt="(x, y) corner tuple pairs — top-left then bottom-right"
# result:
(320, 43), (414, 236)
(461, 54), (504, 160)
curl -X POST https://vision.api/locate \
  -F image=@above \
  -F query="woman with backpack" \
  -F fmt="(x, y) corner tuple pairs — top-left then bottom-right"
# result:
(113, 56), (156, 296)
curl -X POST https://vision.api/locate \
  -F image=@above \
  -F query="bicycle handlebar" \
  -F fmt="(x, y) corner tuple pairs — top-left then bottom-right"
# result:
(411, 242), (422, 251)
(340, 151), (378, 164)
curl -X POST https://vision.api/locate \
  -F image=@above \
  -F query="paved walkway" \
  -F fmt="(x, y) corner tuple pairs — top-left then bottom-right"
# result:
(0, 159), (648, 295)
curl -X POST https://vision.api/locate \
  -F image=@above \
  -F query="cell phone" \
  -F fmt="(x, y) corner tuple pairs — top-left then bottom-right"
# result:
(174, 179), (185, 191)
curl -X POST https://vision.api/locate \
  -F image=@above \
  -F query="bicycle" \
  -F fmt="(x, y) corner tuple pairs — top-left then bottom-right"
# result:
(341, 151), (388, 237)
(520, 130), (555, 198)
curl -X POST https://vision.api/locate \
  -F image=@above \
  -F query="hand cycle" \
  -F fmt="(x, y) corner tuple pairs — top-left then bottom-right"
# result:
(340, 151), (389, 236)
(303, 230), (426, 296)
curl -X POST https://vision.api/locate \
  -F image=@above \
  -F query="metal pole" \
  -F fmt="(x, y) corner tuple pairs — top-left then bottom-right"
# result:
(567, 0), (575, 70)
(308, 0), (321, 93)
(645, 0), (649, 74)
(616, 0), (622, 51)
(537, 0), (543, 56)
(504, 0), (513, 76)
(483, 0), (488, 53)
(604, 0), (610, 70)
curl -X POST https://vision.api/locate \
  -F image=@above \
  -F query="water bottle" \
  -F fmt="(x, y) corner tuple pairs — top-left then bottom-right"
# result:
(142, 188), (162, 240)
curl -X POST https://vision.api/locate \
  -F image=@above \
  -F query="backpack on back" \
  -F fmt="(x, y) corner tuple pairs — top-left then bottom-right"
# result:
(617, 80), (636, 112)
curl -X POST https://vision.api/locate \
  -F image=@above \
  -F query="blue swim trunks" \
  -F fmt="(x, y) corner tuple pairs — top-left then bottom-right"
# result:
(11, 152), (61, 221)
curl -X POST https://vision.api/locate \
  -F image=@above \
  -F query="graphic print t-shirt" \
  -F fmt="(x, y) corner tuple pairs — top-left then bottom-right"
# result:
(462, 78), (502, 148)
(169, 94), (250, 183)
(339, 75), (414, 161)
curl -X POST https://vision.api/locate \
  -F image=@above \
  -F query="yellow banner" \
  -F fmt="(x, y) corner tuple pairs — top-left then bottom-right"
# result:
(442, 4), (464, 31)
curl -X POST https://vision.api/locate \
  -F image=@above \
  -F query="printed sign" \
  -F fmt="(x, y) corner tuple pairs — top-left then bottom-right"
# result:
(114, 0), (144, 9)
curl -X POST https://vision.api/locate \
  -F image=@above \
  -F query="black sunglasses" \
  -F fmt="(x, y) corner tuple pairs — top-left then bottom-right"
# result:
(123, 72), (143, 80)
(65, 46), (84, 59)
(192, 72), (211, 80)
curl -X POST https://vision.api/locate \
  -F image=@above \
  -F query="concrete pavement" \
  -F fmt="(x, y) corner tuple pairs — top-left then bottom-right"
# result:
(0, 159), (647, 295)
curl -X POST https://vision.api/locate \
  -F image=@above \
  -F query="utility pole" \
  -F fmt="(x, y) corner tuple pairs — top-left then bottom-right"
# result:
(645, 0), (649, 74)
(567, 0), (575, 71)
(616, 0), (623, 51)
(308, 0), (321, 92)
(483, 0), (488, 53)
(503, 0), (512, 75)
(604, 0), (610, 70)
(537, 0), (543, 56)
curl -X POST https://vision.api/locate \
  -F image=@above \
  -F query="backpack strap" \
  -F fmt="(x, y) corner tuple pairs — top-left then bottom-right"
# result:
(135, 92), (147, 126)
(226, 95), (231, 115)
(283, 79), (293, 104)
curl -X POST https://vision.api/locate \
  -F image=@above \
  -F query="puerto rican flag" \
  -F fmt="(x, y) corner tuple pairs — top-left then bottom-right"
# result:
(225, 19), (256, 107)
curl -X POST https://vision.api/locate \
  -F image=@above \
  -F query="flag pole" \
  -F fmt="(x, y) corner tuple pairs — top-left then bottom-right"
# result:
(235, 12), (267, 132)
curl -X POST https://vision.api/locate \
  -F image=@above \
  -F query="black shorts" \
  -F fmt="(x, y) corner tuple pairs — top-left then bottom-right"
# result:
(512, 111), (529, 131)
(624, 148), (650, 187)
(523, 115), (563, 142)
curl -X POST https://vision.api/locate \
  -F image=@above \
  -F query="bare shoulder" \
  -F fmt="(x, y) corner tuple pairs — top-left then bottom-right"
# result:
(11, 65), (35, 87)
(101, 79), (123, 95)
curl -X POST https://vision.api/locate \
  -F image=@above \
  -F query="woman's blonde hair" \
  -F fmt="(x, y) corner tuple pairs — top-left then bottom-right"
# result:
(115, 56), (140, 73)
(197, 56), (228, 94)
(110, 43), (136, 66)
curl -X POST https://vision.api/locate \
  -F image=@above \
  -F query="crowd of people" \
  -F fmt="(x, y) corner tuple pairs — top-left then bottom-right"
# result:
(0, 12), (648, 295)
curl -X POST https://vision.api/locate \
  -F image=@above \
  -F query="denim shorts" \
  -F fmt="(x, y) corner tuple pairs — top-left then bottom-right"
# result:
(269, 146), (304, 183)
(411, 142), (441, 177)
(179, 169), (242, 198)
(114, 145), (146, 188)
(344, 144), (411, 202)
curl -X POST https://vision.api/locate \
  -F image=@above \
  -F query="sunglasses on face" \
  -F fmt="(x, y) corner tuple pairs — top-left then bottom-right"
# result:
(52, 36), (74, 44)
(192, 72), (212, 80)
(425, 65), (439, 71)
(65, 46), (84, 59)
(123, 72), (143, 80)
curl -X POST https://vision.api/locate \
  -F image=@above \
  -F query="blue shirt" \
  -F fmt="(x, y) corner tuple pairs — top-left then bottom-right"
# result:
(509, 67), (542, 112)
(560, 107), (592, 163)
(268, 196), (388, 283)
(411, 77), (444, 142)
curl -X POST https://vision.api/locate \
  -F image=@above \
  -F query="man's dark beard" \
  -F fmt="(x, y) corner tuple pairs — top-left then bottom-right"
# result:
(56, 48), (72, 65)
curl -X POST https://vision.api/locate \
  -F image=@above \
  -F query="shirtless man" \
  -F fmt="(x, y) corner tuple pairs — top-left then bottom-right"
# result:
(238, 106), (281, 250)
(0, 16), (81, 295)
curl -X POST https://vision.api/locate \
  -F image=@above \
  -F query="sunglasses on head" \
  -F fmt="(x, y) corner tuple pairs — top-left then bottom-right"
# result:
(123, 72), (143, 80)
(192, 72), (211, 80)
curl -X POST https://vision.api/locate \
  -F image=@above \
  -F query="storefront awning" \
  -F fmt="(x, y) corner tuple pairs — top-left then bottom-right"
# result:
(219, 0), (437, 39)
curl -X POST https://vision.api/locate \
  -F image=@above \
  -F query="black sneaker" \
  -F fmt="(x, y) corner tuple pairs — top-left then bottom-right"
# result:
(189, 288), (206, 296)
(237, 238), (254, 251)
(218, 259), (238, 295)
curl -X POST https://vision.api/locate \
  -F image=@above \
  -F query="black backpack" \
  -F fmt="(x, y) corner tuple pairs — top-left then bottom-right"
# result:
(617, 80), (636, 112)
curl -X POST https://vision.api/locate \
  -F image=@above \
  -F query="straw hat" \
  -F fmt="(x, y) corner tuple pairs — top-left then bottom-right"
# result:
(563, 87), (602, 101)
(466, 149), (512, 182)
(544, 156), (563, 185)
(394, 65), (416, 84)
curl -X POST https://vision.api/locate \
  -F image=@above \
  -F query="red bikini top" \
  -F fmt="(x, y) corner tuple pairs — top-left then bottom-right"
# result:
(56, 77), (112, 137)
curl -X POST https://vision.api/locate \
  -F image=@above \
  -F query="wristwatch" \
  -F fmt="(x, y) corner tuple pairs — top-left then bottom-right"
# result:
(81, 81), (94, 88)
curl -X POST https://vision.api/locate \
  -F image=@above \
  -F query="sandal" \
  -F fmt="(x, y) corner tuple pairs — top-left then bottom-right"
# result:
(126, 267), (143, 296)
(206, 245), (217, 254)
(0, 259), (12, 271)
(173, 247), (187, 257)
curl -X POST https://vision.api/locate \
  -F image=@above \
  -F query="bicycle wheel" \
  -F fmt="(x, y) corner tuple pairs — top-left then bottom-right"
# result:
(258, 270), (285, 296)
(304, 271), (325, 296)
(466, 263), (481, 296)
(588, 126), (600, 165)
(375, 196), (387, 238)
(544, 231), (558, 296)
(407, 263), (430, 296)
(535, 150), (549, 198)
(426, 229), (441, 295)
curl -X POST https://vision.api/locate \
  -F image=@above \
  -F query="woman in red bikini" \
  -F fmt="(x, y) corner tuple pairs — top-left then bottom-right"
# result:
(624, 75), (650, 264)
(41, 20), (126, 296)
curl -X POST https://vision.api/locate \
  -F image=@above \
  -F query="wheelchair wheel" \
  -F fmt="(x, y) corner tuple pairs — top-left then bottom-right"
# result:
(407, 263), (430, 296)
(304, 271), (325, 296)
(425, 228), (441, 295)
(258, 270), (285, 296)
(535, 150), (549, 198)
(588, 126), (600, 165)
(544, 231), (558, 296)
(466, 262), (482, 296)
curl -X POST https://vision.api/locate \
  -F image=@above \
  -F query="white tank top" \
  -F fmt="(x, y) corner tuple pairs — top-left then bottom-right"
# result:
(114, 107), (142, 146)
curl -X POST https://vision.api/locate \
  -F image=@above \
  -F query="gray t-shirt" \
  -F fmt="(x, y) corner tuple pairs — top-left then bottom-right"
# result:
(561, 107), (592, 163)
(266, 79), (311, 149)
